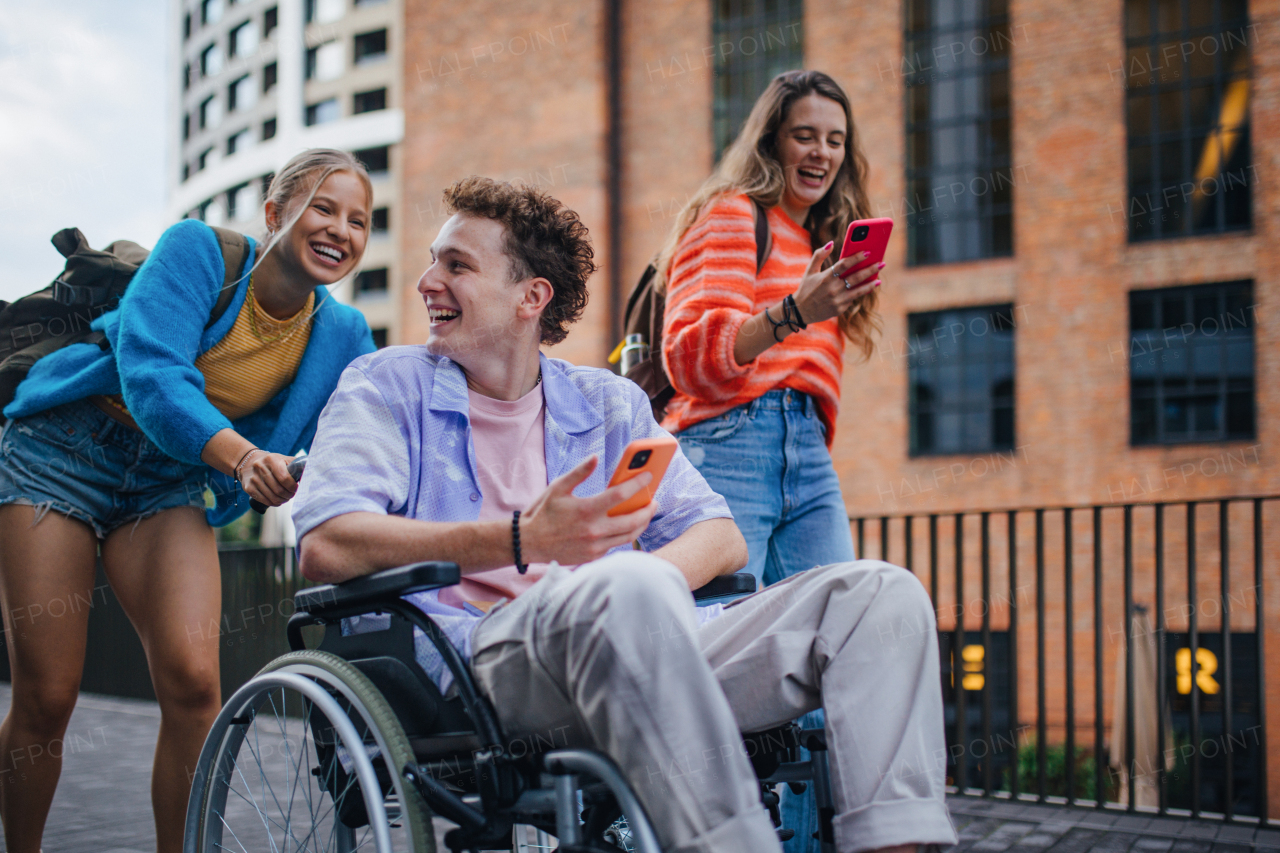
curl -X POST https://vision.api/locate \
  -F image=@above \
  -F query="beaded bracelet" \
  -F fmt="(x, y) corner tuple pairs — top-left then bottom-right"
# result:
(512, 510), (528, 574)
(234, 447), (266, 488)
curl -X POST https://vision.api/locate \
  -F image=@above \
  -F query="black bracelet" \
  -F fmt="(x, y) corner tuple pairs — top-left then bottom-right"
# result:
(764, 305), (789, 342)
(782, 294), (807, 331)
(512, 510), (527, 574)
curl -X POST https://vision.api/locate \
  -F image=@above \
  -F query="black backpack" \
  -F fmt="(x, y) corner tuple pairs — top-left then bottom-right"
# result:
(0, 226), (250, 423)
(617, 200), (772, 420)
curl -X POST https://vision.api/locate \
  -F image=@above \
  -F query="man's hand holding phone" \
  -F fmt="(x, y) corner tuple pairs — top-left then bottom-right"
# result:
(518, 455), (658, 566)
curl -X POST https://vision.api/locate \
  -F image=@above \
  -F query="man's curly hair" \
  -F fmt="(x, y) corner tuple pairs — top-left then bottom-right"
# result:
(442, 176), (596, 346)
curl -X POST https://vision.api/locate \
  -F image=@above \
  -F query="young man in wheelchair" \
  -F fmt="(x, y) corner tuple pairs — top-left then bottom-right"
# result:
(291, 176), (957, 853)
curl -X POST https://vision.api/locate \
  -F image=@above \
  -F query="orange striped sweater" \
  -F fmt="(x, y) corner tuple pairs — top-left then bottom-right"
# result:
(660, 193), (845, 447)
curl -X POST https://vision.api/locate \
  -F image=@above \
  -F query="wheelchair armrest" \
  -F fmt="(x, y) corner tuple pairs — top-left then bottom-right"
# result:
(294, 561), (461, 616)
(692, 572), (756, 601)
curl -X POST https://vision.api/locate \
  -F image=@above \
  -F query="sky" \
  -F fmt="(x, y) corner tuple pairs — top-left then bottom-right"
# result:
(0, 1), (169, 304)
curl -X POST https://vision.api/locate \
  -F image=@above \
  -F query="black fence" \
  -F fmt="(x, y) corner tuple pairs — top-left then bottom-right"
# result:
(1, 498), (1273, 824)
(852, 496), (1274, 824)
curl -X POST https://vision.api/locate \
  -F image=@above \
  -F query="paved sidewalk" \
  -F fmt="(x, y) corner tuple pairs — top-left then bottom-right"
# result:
(2, 684), (1276, 852)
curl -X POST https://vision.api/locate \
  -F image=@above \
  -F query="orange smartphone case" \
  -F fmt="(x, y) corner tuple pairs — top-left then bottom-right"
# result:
(606, 436), (678, 517)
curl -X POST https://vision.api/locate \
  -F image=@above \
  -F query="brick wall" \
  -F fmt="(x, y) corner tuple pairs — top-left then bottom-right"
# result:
(401, 0), (1279, 813)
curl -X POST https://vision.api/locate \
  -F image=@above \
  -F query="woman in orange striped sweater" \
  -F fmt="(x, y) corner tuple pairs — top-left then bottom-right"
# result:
(658, 70), (891, 853)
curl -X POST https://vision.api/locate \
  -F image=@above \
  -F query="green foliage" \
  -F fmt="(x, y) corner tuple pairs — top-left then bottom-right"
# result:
(216, 510), (262, 544)
(1003, 739), (1119, 802)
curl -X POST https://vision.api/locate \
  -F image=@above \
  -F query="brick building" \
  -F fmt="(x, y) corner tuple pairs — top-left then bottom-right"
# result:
(397, 0), (1277, 818)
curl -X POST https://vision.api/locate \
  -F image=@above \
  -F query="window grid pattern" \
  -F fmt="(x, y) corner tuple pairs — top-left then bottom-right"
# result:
(1124, 0), (1253, 241)
(1129, 281), (1254, 445)
(908, 304), (1015, 455)
(711, 0), (804, 159)
(904, 0), (1013, 265)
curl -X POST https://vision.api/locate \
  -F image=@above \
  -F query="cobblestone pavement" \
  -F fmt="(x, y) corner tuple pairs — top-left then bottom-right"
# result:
(4, 684), (1277, 852)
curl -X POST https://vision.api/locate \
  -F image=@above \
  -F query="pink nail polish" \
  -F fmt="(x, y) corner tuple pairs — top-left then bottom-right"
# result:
(877, 261), (886, 269)
(823, 241), (834, 251)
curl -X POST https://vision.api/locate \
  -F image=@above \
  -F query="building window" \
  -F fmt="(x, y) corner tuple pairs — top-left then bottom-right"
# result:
(371, 207), (389, 233)
(260, 172), (275, 199)
(371, 328), (389, 348)
(226, 183), (252, 220)
(353, 88), (387, 114)
(353, 29), (388, 64)
(200, 42), (222, 77)
(197, 147), (214, 171)
(940, 632), (1013, 791)
(262, 61), (277, 93)
(228, 74), (255, 112)
(1124, 0), (1253, 241)
(305, 98), (340, 126)
(182, 162), (191, 182)
(201, 0), (223, 26)
(199, 94), (218, 130)
(1129, 281), (1254, 445)
(182, 113), (191, 141)
(355, 268), (389, 295)
(226, 127), (250, 155)
(262, 116), (277, 140)
(183, 12), (192, 40)
(229, 19), (258, 58)
(711, 0), (804, 158)
(305, 0), (344, 24)
(305, 41), (343, 81)
(905, 0), (1014, 265)
(908, 304), (1016, 455)
(352, 145), (389, 174)
(263, 6), (277, 39)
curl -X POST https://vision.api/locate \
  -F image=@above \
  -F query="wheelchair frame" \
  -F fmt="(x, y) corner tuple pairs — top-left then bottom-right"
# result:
(184, 561), (835, 853)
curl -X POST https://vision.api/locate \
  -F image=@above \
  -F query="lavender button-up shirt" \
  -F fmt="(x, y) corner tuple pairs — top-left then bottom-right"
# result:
(292, 348), (733, 690)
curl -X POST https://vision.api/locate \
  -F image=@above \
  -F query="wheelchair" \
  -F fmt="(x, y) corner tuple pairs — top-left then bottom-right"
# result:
(183, 560), (837, 853)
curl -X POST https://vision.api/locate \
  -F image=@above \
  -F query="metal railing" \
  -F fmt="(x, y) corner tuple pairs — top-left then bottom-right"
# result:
(1, 498), (1271, 823)
(852, 496), (1273, 824)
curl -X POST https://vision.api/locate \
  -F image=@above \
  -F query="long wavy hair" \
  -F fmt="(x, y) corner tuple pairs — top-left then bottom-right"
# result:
(654, 70), (880, 359)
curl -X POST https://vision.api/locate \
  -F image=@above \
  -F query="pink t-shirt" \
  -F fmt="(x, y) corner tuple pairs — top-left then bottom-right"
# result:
(438, 383), (551, 609)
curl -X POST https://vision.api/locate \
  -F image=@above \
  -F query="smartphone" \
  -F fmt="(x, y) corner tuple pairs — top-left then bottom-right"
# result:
(837, 217), (894, 279)
(606, 436), (678, 517)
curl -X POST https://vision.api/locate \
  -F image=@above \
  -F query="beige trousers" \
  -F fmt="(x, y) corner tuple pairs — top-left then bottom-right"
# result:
(470, 552), (957, 853)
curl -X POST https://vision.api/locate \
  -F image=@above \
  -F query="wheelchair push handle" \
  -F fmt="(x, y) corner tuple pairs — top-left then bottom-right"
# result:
(248, 456), (307, 514)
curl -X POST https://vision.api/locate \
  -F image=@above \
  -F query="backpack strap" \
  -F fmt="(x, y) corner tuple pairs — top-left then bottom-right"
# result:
(752, 200), (772, 275)
(206, 226), (251, 330)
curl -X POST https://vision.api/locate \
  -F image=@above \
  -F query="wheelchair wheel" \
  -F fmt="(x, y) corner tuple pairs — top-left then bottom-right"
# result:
(186, 650), (434, 852)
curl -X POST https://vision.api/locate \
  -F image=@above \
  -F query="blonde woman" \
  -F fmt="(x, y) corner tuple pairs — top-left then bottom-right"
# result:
(0, 149), (376, 853)
(658, 71), (933, 853)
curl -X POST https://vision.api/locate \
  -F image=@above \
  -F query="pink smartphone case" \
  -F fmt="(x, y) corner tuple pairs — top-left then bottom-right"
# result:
(838, 217), (894, 278)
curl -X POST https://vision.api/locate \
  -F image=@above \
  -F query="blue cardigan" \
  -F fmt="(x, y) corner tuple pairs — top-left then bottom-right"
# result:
(4, 219), (375, 526)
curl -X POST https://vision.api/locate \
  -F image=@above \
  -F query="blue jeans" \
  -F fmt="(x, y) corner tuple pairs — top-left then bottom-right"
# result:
(675, 388), (856, 853)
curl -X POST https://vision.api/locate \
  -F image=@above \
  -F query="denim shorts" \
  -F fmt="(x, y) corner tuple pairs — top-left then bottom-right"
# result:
(0, 398), (208, 538)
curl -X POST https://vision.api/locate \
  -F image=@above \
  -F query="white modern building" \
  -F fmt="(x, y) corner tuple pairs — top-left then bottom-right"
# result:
(168, 0), (405, 346)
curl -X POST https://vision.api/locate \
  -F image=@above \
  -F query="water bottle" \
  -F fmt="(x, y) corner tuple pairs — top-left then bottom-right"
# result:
(619, 333), (650, 374)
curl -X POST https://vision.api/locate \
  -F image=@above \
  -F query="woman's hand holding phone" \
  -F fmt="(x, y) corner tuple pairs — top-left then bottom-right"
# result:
(792, 243), (882, 325)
